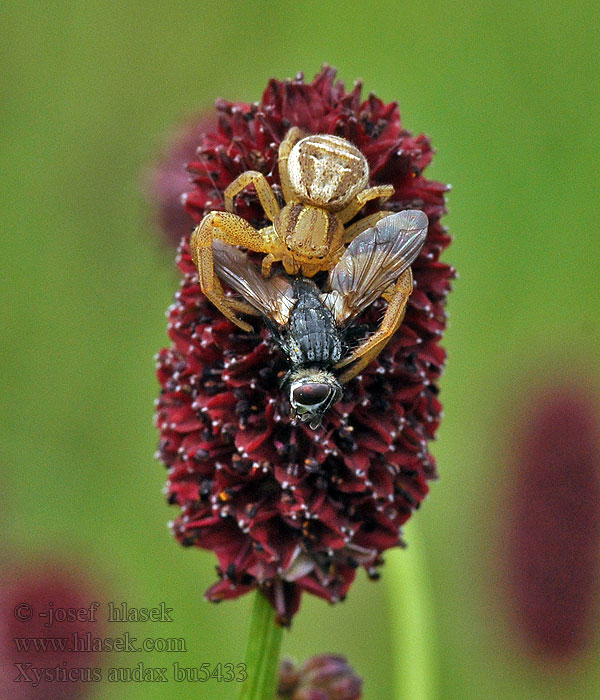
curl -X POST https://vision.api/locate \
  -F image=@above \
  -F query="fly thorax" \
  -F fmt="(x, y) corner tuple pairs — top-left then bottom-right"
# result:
(287, 280), (343, 366)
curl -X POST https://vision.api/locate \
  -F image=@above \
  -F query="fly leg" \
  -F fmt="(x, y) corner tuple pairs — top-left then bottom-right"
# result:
(336, 268), (413, 383)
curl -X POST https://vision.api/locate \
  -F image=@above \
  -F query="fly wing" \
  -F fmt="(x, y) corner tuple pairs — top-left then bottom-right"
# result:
(323, 210), (428, 323)
(212, 240), (296, 325)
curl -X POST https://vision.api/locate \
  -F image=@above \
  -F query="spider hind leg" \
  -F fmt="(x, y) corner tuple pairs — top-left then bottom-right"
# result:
(336, 268), (413, 383)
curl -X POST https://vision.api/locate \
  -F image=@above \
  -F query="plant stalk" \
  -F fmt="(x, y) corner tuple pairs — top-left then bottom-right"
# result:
(239, 589), (283, 700)
(388, 520), (437, 700)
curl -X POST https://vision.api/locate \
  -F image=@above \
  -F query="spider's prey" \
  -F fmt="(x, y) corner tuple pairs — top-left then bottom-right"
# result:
(211, 210), (428, 427)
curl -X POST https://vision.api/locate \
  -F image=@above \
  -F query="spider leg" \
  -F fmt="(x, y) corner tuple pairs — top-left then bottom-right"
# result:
(278, 127), (305, 203)
(208, 277), (260, 330)
(337, 185), (394, 224)
(226, 297), (261, 317)
(343, 211), (393, 244)
(190, 211), (280, 330)
(225, 171), (280, 221)
(261, 252), (277, 277)
(336, 268), (413, 383)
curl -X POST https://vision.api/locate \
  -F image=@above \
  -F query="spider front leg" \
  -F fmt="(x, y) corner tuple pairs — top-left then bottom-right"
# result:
(277, 127), (305, 203)
(337, 184), (395, 225)
(225, 171), (280, 221)
(343, 211), (393, 244)
(190, 211), (280, 331)
(336, 268), (413, 383)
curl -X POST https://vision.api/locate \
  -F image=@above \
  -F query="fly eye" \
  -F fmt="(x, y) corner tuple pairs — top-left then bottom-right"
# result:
(293, 383), (331, 406)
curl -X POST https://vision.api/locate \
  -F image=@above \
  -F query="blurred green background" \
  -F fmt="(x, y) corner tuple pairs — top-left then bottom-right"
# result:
(2, 1), (599, 698)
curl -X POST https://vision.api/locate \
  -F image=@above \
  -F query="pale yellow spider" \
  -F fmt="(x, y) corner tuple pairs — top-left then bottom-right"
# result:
(190, 127), (395, 333)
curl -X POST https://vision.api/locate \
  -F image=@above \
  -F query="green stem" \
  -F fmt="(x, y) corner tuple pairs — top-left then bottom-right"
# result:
(387, 520), (437, 700)
(239, 589), (284, 700)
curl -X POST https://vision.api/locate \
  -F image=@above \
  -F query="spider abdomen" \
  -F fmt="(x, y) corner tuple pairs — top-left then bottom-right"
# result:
(287, 134), (369, 210)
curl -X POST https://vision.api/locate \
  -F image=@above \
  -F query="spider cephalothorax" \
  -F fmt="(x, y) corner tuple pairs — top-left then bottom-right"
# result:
(190, 128), (394, 331)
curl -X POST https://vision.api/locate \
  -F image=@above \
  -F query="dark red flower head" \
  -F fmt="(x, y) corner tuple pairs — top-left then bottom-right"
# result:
(144, 115), (213, 247)
(0, 561), (107, 699)
(155, 67), (454, 623)
(503, 383), (600, 661)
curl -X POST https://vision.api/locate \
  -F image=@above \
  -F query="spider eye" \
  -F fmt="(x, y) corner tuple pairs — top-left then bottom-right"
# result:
(292, 383), (331, 406)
